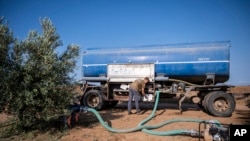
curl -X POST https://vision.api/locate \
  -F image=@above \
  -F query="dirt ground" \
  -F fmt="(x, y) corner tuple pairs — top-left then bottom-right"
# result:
(1, 86), (250, 141)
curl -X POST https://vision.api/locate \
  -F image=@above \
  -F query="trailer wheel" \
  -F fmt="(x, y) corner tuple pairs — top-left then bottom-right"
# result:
(83, 90), (105, 110)
(203, 91), (220, 113)
(204, 91), (235, 117)
(202, 95), (209, 113)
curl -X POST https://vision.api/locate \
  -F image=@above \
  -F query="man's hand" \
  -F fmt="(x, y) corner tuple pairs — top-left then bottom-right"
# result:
(142, 88), (145, 96)
(142, 88), (147, 100)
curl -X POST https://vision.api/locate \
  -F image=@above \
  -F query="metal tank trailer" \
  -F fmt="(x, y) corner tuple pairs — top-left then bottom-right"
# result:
(78, 41), (236, 117)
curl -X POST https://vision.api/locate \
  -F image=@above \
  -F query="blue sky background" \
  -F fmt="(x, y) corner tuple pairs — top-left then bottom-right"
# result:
(1, 0), (250, 85)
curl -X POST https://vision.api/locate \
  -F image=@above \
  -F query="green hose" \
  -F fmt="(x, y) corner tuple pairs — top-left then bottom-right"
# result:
(87, 91), (162, 133)
(87, 91), (221, 136)
(137, 91), (161, 126)
(87, 108), (142, 133)
(142, 129), (190, 136)
(142, 118), (204, 130)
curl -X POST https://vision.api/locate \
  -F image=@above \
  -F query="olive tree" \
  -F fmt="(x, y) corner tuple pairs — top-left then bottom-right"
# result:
(0, 17), (80, 130)
(0, 17), (15, 111)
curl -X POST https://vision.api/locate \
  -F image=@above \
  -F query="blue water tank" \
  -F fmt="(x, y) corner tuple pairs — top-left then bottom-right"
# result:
(82, 41), (230, 84)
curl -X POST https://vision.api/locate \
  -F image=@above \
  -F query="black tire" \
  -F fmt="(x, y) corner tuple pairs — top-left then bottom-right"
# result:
(203, 91), (222, 113)
(83, 90), (105, 110)
(204, 91), (235, 117)
(202, 93), (211, 113)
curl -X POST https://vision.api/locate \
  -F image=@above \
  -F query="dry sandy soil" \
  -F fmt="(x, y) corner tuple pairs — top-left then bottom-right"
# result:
(1, 86), (250, 141)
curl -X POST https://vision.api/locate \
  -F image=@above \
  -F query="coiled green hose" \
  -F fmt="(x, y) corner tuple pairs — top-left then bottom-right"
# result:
(87, 91), (220, 136)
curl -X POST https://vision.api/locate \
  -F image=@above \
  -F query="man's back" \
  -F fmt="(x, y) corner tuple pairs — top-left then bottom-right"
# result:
(130, 78), (145, 92)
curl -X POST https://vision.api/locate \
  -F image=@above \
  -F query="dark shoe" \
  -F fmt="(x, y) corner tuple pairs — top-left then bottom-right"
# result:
(128, 112), (132, 115)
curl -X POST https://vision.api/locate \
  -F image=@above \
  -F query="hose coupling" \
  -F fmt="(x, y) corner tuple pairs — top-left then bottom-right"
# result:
(79, 106), (88, 113)
(189, 129), (201, 137)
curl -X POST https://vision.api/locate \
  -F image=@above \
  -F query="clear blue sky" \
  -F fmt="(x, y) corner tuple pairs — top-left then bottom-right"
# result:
(1, 0), (250, 85)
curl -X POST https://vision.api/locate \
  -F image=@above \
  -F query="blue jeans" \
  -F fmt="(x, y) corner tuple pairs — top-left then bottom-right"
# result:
(128, 88), (141, 113)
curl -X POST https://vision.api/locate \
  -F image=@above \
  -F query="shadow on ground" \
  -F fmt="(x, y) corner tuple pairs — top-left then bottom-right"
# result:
(234, 93), (250, 124)
(77, 108), (127, 128)
(115, 99), (201, 112)
(235, 110), (250, 124)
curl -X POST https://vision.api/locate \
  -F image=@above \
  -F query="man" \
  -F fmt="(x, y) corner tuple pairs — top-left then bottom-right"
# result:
(128, 77), (150, 115)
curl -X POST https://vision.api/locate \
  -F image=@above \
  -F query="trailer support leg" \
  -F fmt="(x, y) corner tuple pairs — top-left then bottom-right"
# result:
(178, 86), (195, 113)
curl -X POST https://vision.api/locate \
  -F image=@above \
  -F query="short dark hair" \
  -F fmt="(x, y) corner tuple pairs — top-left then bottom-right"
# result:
(144, 77), (150, 82)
